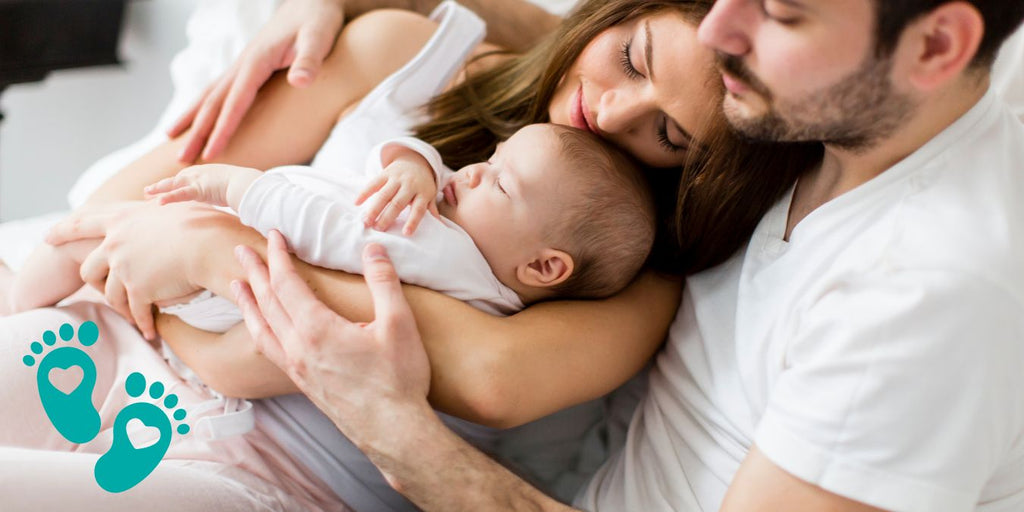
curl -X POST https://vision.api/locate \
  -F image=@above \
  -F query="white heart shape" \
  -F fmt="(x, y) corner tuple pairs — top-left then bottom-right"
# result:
(48, 366), (84, 395)
(125, 418), (161, 450)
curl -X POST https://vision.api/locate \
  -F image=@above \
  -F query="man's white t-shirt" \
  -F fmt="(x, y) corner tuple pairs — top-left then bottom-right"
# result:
(578, 89), (1024, 512)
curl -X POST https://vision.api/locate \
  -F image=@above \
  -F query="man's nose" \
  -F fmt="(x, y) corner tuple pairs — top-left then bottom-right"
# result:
(697, 0), (753, 56)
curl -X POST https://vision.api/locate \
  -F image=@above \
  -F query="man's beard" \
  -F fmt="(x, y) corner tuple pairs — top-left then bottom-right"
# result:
(716, 51), (917, 152)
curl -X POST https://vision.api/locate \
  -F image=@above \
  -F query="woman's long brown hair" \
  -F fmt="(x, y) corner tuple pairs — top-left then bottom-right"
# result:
(413, 0), (822, 276)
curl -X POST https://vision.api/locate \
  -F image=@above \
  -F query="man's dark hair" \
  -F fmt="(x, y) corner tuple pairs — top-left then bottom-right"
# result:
(873, 1), (1024, 67)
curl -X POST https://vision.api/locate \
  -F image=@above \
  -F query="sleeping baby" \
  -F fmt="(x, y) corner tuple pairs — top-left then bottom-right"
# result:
(5, 122), (656, 506)
(10, 122), (655, 335)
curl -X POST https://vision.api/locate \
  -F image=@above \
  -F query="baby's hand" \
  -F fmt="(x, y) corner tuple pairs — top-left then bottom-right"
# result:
(145, 164), (259, 210)
(356, 150), (440, 235)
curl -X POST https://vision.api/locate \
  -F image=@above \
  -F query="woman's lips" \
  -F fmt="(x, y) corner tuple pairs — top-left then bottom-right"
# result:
(570, 85), (599, 136)
(443, 182), (457, 206)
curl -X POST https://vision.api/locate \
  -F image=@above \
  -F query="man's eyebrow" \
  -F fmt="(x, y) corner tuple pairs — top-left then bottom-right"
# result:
(644, 20), (655, 81)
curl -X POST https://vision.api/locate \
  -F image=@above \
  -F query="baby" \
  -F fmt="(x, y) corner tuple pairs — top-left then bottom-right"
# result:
(161, 122), (658, 331)
(6, 122), (656, 503)
(10, 123), (656, 331)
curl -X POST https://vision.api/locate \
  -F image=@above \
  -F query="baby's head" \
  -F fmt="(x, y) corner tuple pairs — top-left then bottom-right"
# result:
(438, 123), (655, 303)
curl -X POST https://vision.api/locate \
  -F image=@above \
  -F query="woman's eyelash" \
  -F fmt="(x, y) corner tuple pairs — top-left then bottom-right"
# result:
(619, 40), (642, 80)
(657, 123), (684, 153)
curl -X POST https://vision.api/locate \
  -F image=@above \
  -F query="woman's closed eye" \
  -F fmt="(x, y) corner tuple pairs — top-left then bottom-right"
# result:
(496, 175), (508, 196)
(619, 39), (642, 80)
(658, 120), (686, 153)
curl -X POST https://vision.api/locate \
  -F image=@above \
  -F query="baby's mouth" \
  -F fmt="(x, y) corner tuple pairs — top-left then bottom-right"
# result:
(443, 182), (458, 206)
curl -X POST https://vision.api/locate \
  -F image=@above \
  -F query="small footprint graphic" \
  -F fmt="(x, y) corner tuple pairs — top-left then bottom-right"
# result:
(94, 372), (190, 493)
(22, 321), (101, 444)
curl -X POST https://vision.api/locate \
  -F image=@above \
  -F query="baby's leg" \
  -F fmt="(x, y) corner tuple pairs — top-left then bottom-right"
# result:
(8, 239), (99, 313)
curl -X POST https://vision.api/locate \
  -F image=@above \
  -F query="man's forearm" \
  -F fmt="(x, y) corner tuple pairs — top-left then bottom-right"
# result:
(345, 0), (560, 52)
(353, 399), (580, 512)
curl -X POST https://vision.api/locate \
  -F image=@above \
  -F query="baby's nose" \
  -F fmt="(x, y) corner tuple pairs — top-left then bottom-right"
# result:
(465, 165), (484, 188)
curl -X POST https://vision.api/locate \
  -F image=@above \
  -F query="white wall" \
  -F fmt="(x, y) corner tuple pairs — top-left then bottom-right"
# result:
(0, 0), (196, 221)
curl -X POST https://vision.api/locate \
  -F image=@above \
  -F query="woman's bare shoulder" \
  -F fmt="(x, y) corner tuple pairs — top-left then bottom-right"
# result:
(341, 10), (441, 74)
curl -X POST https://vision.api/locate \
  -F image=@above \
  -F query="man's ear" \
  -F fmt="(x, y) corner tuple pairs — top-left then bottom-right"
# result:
(516, 249), (574, 288)
(898, 2), (985, 91)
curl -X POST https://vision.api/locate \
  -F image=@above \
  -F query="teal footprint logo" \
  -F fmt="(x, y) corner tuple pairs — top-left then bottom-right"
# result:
(22, 321), (101, 444)
(94, 372), (190, 493)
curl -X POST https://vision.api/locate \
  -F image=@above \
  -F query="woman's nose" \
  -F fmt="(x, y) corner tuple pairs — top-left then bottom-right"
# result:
(596, 88), (651, 135)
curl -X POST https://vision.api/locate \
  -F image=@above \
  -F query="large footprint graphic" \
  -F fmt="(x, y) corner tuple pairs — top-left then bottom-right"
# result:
(22, 321), (101, 444)
(94, 372), (190, 493)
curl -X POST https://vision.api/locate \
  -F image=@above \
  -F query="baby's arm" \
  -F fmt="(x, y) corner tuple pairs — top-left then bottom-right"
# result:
(145, 164), (262, 212)
(9, 239), (100, 312)
(357, 138), (444, 235)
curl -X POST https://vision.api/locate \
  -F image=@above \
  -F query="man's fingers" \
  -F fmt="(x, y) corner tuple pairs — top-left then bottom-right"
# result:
(264, 230), (349, 334)
(233, 279), (288, 366)
(361, 243), (414, 334)
(234, 243), (298, 339)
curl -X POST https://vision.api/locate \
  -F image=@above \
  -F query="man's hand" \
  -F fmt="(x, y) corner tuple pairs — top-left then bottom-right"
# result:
(233, 231), (432, 425)
(168, 0), (346, 163)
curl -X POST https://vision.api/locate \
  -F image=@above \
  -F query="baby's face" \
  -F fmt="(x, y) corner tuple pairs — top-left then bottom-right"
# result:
(438, 124), (569, 285)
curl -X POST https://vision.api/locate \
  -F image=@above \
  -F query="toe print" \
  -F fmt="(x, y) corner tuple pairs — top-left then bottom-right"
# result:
(23, 321), (101, 444)
(94, 372), (191, 493)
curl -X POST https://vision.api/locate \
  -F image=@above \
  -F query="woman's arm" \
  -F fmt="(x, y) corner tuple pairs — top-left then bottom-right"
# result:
(170, 0), (558, 162)
(83, 9), (442, 207)
(346, 0), (559, 52)
(157, 317), (301, 398)
(179, 210), (680, 427)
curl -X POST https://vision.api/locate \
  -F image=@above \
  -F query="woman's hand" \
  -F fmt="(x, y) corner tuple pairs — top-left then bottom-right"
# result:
(233, 230), (431, 430)
(47, 201), (218, 340)
(168, 0), (346, 163)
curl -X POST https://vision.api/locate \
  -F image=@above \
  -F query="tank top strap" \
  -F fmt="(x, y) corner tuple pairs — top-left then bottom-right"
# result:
(355, 1), (487, 115)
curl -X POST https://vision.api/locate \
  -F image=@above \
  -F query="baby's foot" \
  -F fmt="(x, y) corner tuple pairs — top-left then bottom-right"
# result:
(94, 372), (190, 493)
(22, 321), (101, 443)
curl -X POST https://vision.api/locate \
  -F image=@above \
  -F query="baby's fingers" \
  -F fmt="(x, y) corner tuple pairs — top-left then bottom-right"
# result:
(375, 188), (415, 232)
(153, 186), (202, 205)
(144, 177), (183, 198)
(402, 197), (434, 236)
(355, 175), (388, 206)
(362, 181), (401, 227)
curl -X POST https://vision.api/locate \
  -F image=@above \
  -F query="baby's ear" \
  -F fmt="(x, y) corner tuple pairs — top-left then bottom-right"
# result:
(517, 249), (574, 288)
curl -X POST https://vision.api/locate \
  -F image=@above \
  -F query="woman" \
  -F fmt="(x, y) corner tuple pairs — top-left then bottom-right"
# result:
(2, 0), (818, 509)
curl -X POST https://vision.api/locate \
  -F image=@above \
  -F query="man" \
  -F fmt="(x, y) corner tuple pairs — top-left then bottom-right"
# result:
(232, 1), (1024, 511)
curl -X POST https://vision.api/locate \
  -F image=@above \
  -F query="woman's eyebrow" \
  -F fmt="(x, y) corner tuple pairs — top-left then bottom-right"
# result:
(644, 19), (696, 151)
(644, 21), (655, 81)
